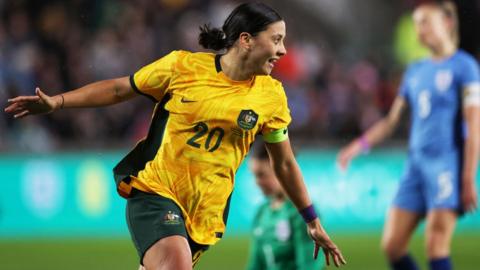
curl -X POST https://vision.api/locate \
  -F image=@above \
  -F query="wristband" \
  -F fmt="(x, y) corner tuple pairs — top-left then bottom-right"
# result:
(358, 135), (370, 154)
(299, 204), (317, 223)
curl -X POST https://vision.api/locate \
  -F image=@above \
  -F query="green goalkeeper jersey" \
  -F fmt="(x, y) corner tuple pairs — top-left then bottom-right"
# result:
(246, 200), (325, 270)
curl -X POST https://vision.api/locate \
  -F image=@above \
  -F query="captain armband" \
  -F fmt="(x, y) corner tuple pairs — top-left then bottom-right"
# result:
(463, 82), (480, 107)
(263, 128), (289, 143)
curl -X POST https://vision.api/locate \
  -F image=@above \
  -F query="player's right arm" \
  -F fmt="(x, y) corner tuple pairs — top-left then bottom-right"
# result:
(337, 96), (407, 170)
(5, 77), (136, 118)
(5, 51), (180, 118)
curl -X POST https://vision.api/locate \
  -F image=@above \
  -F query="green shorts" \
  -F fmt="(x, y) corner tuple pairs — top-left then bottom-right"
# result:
(126, 188), (209, 265)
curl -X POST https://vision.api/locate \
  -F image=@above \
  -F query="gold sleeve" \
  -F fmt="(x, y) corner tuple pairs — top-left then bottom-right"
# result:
(261, 83), (292, 140)
(130, 51), (180, 101)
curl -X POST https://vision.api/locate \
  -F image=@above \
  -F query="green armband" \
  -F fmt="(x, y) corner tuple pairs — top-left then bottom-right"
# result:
(263, 128), (288, 143)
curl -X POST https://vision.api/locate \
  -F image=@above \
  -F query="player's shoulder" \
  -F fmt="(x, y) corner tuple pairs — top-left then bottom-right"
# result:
(164, 50), (214, 62)
(283, 200), (299, 216)
(176, 50), (215, 61)
(255, 75), (284, 94)
(406, 58), (429, 73)
(166, 50), (216, 73)
(452, 49), (479, 67)
(453, 49), (476, 61)
(253, 201), (271, 219)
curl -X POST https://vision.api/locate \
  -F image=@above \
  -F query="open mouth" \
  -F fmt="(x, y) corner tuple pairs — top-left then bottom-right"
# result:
(267, 58), (278, 68)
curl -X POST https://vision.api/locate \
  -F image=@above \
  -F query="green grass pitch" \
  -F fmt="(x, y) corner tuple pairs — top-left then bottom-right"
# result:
(0, 233), (477, 269)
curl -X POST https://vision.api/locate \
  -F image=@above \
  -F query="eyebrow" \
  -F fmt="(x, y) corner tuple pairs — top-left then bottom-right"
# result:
(272, 34), (284, 39)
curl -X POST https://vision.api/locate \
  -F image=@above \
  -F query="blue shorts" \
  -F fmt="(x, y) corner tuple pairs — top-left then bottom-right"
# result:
(392, 150), (462, 214)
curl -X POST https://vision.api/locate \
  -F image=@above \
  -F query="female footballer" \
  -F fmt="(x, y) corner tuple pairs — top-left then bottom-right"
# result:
(338, 1), (479, 270)
(5, 2), (345, 270)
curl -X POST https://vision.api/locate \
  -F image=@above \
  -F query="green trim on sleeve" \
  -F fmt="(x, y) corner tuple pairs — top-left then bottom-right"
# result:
(263, 128), (288, 143)
(129, 74), (157, 103)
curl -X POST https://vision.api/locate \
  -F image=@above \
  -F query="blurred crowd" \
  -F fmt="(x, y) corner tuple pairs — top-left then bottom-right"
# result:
(0, 0), (478, 152)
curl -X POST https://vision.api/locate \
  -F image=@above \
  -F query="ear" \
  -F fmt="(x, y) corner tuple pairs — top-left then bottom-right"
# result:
(239, 32), (253, 51)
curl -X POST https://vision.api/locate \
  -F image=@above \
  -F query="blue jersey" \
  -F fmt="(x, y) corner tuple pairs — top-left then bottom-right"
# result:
(399, 50), (480, 154)
(393, 50), (480, 214)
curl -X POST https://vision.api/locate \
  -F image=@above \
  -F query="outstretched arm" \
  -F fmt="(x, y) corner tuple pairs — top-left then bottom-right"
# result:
(337, 96), (407, 170)
(265, 140), (346, 267)
(5, 76), (136, 118)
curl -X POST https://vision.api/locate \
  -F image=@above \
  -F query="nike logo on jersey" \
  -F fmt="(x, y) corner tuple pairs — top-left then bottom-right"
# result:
(181, 97), (196, 103)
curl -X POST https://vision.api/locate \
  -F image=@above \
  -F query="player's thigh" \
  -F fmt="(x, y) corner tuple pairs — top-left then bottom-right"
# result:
(425, 209), (457, 257)
(425, 210), (457, 235)
(382, 207), (422, 256)
(143, 235), (192, 270)
(384, 158), (424, 250)
(126, 188), (190, 265)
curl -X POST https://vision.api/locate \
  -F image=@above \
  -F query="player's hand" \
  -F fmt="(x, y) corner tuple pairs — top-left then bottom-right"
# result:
(337, 141), (361, 171)
(4, 87), (61, 118)
(461, 180), (477, 213)
(307, 219), (346, 267)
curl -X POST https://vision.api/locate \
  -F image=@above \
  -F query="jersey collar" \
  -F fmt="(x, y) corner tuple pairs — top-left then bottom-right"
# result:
(215, 54), (222, 73)
(215, 54), (255, 86)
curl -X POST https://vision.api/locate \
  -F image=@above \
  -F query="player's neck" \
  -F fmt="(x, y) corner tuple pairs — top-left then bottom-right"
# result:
(270, 193), (286, 209)
(430, 42), (456, 60)
(220, 51), (255, 81)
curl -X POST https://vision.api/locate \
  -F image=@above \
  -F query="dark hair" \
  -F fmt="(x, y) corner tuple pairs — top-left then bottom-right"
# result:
(199, 2), (283, 51)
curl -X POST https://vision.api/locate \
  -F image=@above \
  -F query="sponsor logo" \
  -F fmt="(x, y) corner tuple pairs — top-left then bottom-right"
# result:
(181, 97), (196, 103)
(237, 110), (258, 130)
(164, 210), (181, 225)
(275, 220), (291, 241)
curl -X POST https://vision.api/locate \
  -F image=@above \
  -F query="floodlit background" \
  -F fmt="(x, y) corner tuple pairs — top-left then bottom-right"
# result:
(1, 0), (479, 269)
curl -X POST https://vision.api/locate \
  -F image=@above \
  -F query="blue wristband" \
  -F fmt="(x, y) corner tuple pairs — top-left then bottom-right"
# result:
(299, 204), (317, 223)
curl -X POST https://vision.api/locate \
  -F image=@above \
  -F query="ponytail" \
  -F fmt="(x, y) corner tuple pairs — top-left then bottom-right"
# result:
(198, 24), (228, 51)
(198, 2), (282, 51)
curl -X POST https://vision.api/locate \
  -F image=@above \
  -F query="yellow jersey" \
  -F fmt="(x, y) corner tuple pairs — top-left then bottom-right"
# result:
(114, 50), (291, 245)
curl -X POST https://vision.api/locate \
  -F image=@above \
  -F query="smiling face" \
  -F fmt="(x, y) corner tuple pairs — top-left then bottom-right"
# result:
(246, 20), (287, 75)
(413, 5), (453, 51)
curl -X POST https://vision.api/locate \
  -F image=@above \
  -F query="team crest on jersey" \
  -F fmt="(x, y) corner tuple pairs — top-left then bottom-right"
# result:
(435, 70), (453, 92)
(237, 110), (258, 130)
(275, 220), (291, 242)
(164, 210), (181, 225)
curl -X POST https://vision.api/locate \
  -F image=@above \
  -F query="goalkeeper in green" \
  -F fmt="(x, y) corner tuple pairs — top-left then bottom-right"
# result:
(246, 143), (325, 270)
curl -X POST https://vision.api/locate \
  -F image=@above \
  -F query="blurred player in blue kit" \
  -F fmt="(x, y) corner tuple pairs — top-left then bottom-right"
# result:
(338, 1), (479, 270)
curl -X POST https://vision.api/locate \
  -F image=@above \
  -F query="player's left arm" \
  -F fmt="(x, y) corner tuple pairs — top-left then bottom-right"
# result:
(264, 140), (346, 267)
(462, 83), (480, 212)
